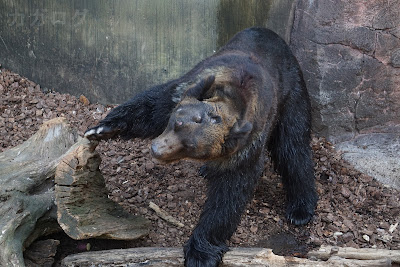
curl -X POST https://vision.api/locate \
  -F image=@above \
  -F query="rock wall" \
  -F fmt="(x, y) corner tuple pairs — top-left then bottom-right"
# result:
(290, 0), (400, 142)
(290, 0), (400, 189)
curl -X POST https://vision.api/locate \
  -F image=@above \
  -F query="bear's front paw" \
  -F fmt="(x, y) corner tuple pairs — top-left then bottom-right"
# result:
(185, 256), (220, 267)
(184, 249), (221, 267)
(84, 124), (120, 141)
(286, 199), (315, 225)
(184, 239), (224, 267)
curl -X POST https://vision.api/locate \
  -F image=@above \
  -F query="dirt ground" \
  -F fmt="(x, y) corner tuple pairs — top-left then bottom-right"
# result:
(0, 66), (399, 265)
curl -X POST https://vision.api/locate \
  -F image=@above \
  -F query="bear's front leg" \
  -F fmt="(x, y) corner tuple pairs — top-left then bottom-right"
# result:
(184, 162), (262, 267)
(85, 80), (180, 141)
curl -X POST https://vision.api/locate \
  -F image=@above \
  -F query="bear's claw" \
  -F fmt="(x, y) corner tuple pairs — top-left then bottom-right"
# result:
(84, 125), (119, 140)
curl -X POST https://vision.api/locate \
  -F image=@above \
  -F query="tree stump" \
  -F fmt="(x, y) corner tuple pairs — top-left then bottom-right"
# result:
(54, 137), (150, 240)
(0, 118), (78, 267)
(0, 118), (149, 267)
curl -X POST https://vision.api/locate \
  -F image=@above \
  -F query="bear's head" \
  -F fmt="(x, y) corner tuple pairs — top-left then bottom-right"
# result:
(151, 74), (253, 163)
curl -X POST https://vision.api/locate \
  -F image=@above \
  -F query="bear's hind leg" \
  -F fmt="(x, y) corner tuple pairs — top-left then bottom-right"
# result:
(268, 90), (317, 225)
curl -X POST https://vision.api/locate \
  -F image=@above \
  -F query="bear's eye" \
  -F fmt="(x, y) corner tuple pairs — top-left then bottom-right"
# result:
(210, 115), (222, 124)
(182, 139), (196, 149)
(174, 120), (184, 131)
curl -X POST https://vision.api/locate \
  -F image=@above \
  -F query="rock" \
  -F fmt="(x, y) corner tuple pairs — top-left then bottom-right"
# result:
(362, 234), (370, 242)
(342, 219), (355, 231)
(341, 232), (354, 243)
(167, 185), (179, 193)
(250, 225), (258, 233)
(79, 95), (90, 106)
(389, 222), (399, 233)
(145, 161), (155, 170)
(336, 133), (400, 189)
(340, 186), (352, 198)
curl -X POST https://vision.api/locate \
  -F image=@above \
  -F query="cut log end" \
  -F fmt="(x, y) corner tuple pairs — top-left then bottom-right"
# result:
(55, 137), (150, 240)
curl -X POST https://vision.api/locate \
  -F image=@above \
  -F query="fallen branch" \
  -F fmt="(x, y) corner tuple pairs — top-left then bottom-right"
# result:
(149, 201), (184, 228)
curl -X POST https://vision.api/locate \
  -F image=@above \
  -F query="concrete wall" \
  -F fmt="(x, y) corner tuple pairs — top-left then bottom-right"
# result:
(0, 0), (295, 104)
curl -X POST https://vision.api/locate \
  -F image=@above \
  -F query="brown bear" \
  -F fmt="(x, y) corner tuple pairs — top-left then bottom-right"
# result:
(85, 27), (317, 267)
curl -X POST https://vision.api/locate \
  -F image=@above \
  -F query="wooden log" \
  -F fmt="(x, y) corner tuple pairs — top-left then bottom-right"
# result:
(308, 245), (400, 264)
(61, 247), (289, 267)
(325, 257), (391, 266)
(0, 118), (150, 267)
(60, 246), (395, 267)
(0, 118), (79, 267)
(54, 137), (150, 240)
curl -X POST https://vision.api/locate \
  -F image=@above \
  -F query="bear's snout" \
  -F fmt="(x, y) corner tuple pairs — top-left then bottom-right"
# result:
(151, 132), (185, 162)
(150, 142), (163, 159)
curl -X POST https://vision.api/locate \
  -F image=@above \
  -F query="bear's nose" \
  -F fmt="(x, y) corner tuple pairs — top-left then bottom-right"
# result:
(150, 143), (162, 158)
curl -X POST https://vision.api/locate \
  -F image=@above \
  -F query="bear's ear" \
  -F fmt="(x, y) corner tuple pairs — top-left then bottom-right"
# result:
(223, 120), (253, 154)
(231, 120), (253, 136)
(184, 75), (215, 100)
